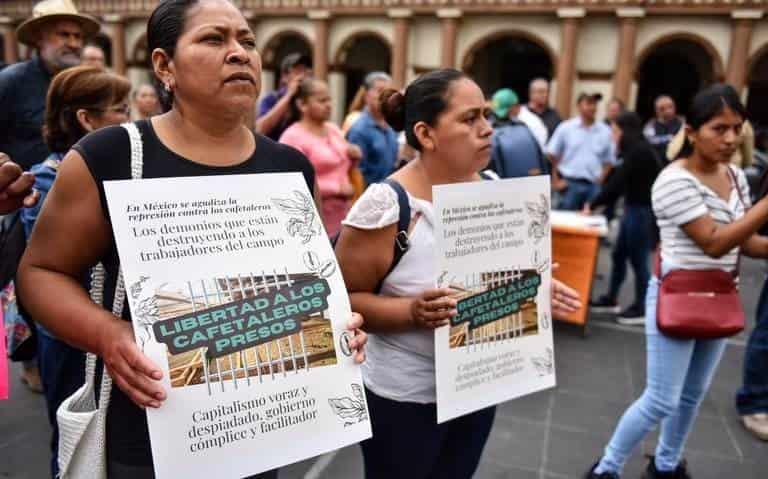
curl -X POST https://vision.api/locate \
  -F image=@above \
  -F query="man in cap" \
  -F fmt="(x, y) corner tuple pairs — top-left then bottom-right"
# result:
(0, 0), (98, 171)
(256, 52), (312, 140)
(489, 88), (548, 178)
(547, 92), (614, 210)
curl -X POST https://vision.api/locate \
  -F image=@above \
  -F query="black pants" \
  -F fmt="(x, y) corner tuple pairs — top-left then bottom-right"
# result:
(360, 387), (496, 479)
(107, 462), (278, 479)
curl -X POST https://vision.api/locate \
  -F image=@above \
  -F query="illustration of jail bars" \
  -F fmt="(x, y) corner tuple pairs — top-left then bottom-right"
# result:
(463, 268), (526, 353)
(167, 269), (325, 395)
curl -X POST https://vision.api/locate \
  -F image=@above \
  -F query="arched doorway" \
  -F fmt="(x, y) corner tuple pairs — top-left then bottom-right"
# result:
(334, 32), (391, 111)
(747, 46), (768, 130)
(462, 32), (555, 100)
(635, 35), (722, 121)
(89, 32), (113, 68)
(261, 31), (312, 90)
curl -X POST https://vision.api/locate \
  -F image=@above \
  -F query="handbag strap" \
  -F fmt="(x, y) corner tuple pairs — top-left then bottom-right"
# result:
(85, 122), (144, 415)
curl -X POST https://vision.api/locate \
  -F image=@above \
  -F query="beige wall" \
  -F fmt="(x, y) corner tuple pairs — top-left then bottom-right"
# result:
(125, 19), (146, 63)
(329, 17), (392, 64)
(577, 17), (618, 74)
(410, 16), (442, 70)
(256, 17), (314, 52)
(456, 15), (560, 69)
(635, 16), (730, 71)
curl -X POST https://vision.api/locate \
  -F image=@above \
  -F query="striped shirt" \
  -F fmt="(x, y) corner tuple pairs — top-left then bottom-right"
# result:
(652, 164), (751, 271)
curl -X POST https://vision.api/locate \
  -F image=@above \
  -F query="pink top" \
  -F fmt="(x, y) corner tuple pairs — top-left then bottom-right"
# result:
(279, 122), (353, 236)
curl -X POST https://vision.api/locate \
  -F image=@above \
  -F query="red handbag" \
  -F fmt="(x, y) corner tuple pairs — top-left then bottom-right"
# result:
(655, 167), (746, 339)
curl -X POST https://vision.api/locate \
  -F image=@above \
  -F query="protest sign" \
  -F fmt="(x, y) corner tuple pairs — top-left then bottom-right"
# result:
(434, 176), (555, 423)
(104, 173), (370, 478)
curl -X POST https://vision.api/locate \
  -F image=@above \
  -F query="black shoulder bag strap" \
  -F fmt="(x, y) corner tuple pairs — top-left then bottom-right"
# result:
(374, 178), (411, 293)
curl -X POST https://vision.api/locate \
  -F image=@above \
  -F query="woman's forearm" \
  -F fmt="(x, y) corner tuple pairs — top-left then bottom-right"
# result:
(17, 264), (120, 355)
(350, 292), (415, 334)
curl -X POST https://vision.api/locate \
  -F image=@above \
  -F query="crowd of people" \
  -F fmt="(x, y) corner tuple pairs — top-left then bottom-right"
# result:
(1, 1), (767, 479)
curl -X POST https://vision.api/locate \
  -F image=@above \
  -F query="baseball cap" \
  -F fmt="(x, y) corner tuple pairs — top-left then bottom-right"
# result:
(280, 53), (312, 73)
(492, 89), (520, 119)
(577, 92), (604, 103)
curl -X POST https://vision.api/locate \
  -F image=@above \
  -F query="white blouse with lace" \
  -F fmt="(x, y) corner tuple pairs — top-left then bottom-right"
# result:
(342, 183), (439, 404)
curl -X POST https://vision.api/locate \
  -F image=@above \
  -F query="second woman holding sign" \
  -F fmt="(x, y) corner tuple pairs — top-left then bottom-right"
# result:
(335, 69), (581, 479)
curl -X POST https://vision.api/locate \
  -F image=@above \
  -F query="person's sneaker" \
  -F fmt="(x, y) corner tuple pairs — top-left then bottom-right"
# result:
(742, 413), (768, 441)
(641, 456), (691, 479)
(590, 295), (620, 314)
(616, 304), (645, 326)
(584, 462), (620, 479)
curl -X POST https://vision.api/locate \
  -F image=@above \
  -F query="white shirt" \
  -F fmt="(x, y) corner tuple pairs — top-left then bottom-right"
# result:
(653, 164), (750, 271)
(342, 183), (438, 403)
(518, 106), (549, 151)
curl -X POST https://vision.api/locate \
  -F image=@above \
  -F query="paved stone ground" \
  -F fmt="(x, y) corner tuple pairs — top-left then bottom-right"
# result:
(2, 247), (767, 478)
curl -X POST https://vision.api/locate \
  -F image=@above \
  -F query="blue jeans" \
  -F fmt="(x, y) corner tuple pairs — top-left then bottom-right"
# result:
(37, 333), (86, 478)
(607, 205), (654, 308)
(360, 387), (496, 479)
(559, 178), (600, 211)
(736, 277), (768, 415)
(597, 270), (727, 474)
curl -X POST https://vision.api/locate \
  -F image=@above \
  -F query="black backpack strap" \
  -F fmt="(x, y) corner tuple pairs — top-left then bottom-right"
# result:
(375, 178), (411, 293)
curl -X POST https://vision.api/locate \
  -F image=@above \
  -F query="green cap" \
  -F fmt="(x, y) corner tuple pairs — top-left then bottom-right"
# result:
(492, 88), (519, 119)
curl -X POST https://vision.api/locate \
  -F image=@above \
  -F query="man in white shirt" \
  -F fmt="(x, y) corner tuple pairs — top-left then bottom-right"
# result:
(491, 88), (548, 150)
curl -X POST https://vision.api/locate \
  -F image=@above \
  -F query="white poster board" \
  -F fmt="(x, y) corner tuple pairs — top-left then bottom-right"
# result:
(433, 176), (555, 423)
(104, 173), (371, 478)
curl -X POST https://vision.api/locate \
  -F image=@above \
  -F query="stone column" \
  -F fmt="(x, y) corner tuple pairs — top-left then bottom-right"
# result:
(103, 14), (126, 76)
(309, 10), (331, 81)
(554, 8), (585, 117)
(612, 8), (644, 105)
(726, 10), (763, 93)
(389, 9), (412, 89)
(0, 17), (18, 64)
(438, 9), (462, 69)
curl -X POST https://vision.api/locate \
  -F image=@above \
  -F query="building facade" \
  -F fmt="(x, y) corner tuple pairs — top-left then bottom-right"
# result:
(1, 0), (767, 127)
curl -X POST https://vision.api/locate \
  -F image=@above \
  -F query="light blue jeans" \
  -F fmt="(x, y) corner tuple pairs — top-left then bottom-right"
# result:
(596, 265), (728, 474)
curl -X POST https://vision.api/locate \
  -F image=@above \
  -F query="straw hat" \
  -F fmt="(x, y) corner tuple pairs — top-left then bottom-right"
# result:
(16, 0), (100, 47)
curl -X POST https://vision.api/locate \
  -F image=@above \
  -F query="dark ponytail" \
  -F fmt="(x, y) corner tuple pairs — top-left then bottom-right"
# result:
(677, 83), (747, 159)
(380, 68), (468, 151)
(146, 0), (201, 112)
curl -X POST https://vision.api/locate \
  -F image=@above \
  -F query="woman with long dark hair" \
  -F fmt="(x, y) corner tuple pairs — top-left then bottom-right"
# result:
(585, 111), (663, 324)
(17, 1), (366, 477)
(587, 85), (768, 479)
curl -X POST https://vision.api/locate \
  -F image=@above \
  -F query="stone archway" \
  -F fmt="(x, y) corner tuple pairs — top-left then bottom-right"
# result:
(635, 34), (724, 121)
(333, 31), (391, 111)
(747, 44), (768, 130)
(462, 31), (556, 100)
(261, 30), (312, 89)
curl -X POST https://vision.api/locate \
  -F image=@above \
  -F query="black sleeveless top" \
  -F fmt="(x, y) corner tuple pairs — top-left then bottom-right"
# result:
(73, 120), (315, 466)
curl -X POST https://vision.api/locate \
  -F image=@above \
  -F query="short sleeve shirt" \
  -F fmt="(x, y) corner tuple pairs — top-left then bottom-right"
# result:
(652, 164), (750, 271)
(546, 117), (614, 183)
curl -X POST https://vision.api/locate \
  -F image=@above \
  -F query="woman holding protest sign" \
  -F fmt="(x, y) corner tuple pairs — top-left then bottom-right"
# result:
(17, 1), (367, 477)
(334, 68), (581, 479)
